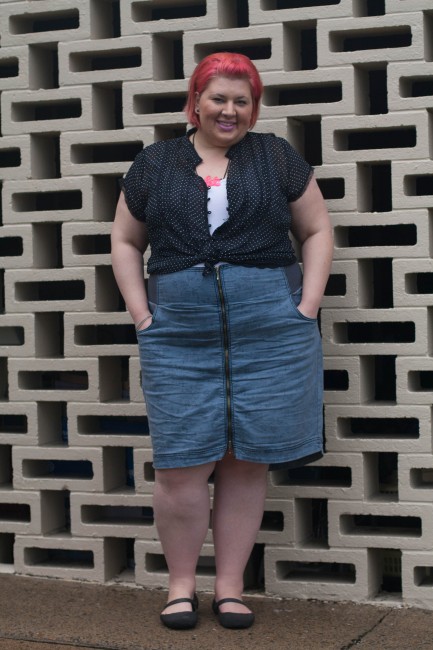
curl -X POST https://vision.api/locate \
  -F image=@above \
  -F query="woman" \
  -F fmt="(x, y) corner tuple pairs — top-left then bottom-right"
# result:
(111, 52), (333, 630)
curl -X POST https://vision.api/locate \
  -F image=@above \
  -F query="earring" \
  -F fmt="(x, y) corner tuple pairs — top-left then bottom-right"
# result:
(195, 107), (200, 113)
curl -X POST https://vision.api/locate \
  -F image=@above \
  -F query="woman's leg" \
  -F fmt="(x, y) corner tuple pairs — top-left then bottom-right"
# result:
(212, 454), (268, 613)
(154, 461), (215, 614)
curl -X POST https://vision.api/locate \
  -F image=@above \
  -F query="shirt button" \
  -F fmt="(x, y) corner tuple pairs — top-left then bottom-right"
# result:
(207, 210), (211, 214)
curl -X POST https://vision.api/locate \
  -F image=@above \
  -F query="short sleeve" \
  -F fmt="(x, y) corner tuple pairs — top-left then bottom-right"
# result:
(275, 137), (313, 202)
(120, 149), (148, 221)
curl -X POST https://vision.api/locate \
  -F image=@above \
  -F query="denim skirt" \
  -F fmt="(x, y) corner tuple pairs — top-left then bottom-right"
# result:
(137, 264), (323, 470)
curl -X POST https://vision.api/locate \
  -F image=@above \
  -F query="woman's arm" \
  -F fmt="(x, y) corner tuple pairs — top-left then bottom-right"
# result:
(111, 192), (152, 329)
(289, 176), (333, 319)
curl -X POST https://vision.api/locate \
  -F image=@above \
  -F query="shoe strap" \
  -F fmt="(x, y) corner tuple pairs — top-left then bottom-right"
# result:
(164, 596), (196, 609)
(215, 597), (244, 607)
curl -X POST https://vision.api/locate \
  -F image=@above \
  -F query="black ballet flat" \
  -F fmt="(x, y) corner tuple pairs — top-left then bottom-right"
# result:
(212, 597), (255, 629)
(160, 593), (199, 630)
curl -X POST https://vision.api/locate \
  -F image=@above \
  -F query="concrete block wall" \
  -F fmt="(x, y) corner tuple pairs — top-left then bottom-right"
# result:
(0, 0), (432, 607)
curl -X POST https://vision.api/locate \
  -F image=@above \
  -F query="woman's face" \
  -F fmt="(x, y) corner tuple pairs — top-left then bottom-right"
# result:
(195, 75), (254, 148)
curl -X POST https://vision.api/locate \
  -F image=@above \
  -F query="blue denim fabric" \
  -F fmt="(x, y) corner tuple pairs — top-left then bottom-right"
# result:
(137, 264), (323, 469)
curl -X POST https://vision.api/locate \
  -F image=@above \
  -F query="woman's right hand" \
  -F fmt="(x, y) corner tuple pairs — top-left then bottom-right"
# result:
(135, 313), (153, 332)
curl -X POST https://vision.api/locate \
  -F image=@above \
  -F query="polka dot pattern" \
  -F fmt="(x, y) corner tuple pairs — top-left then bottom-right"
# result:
(121, 129), (313, 275)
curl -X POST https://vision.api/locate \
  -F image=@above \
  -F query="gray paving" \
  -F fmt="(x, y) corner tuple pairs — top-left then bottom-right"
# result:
(0, 575), (432, 650)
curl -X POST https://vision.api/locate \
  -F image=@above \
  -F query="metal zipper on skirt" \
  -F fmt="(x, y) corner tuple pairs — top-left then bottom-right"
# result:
(215, 266), (233, 454)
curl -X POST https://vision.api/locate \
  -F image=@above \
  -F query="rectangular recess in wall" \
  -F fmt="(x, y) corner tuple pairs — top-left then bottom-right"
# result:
(334, 128), (416, 151)
(341, 514), (421, 537)
(334, 322), (415, 343)
(18, 371), (89, 391)
(338, 417), (419, 439)
(22, 460), (93, 479)
(410, 468), (433, 489)
(400, 76), (433, 98)
(404, 175), (433, 196)
(324, 274), (346, 296)
(0, 149), (21, 168)
(353, 0), (385, 16)
(12, 191), (82, 212)
(0, 57), (19, 79)
(275, 465), (351, 487)
(276, 560), (356, 583)
(69, 49), (142, 72)
(77, 415), (149, 435)
(334, 224), (417, 247)
(316, 178), (345, 199)
(74, 325), (136, 346)
(0, 503), (30, 522)
(0, 533), (14, 565)
(131, 1), (206, 21)
(81, 505), (153, 525)
(0, 414), (27, 433)
(330, 27), (412, 52)
(264, 83), (342, 106)
(0, 327), (24, 346)
(324, 369), (349, 391)
(72, 234), (111, 255)
(195, 40), (272, 62)
(408, 371), (433, 391)
(133, 93), (187, 115)
(71, 142), (143, 164)
(9, 9), (80, 34)
(12, 100), (82, 122)
(0, 237), (23, 256)
(262, 0), (340, 9)
(414, 566), (433, 587)
(261, 511), (284, 532)
(24, 548), (94, 568)
(14, 280), (85, 302)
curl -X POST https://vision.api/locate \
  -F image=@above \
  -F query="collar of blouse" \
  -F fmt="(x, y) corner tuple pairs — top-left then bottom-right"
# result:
(183, 127), (249, 165)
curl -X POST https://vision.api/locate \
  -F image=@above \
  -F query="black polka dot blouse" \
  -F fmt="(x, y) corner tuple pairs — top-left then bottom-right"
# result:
(121, 128), (313, 275)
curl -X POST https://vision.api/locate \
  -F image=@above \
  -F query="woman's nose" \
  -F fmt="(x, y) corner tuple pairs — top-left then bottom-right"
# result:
(222, 102), (235, 115)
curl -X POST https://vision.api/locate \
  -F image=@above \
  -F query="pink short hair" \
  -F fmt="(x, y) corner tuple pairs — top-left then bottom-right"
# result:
(185, 52), (264, 129)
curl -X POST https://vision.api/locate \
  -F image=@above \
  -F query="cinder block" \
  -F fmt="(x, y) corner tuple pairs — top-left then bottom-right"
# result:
(183, 24), (285, 76)
(392, 160), (433, 209)
(323, 356), (364, 405)
(332, 211), (431, 260)
(388, 62), (433, 112)
(0, 402), (38, 446)
(264, 546), (369, 601)
(14, 535), (106, 582)
(135, 540), (216, 591)
(328, 500), (433, 551)
(62, 221), (112, 268)
(0, 0), (91, 46)
(396, 357), (433, 405)
(322, 111), (430, 163)
(0, 225), (35, 270)
(120, 0), (219, 36)
(399, 454), (433, 503)
(58, 35), (152, 86)
(317, 13), (424, 67)
(67, 402), (150, 448)
(0, 135), (30, 180)
(314, 163), (357, 213)
(386, 0), (432, 12)
(325, 404), (432, 454)
(0, 45), (28, 90)
(260, 66), (356, 119)
(0, 313), (36, 357)
(71, 491), (156, 540)
(402, 551), (433, 608)
(0, 489), (42, 535)
(248, 0), (353, 24)
(1, 86), (94, 135)
(64, 312), (136, 357)
(60, 127), (152, 176)
(8, 357), (100, 402)
(12, 446), (105, 492)
(132, 448), (155, 494)
(4, 267), (97, 313)
(321, 260), (359, 309)
(122, 79), (188, 128)
(128, 356), (144, 404)
(268, 453), (363, 501)
(2, 177), (93, 225)
(393, 259), (433, 308)
(322, 307), (429, 356)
